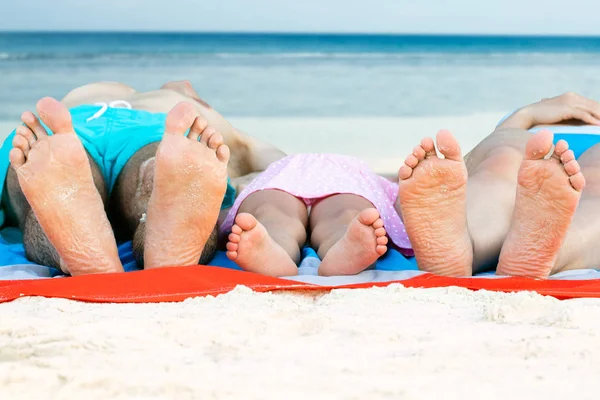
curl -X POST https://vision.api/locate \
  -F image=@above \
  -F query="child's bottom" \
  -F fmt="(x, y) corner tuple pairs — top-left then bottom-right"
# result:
(226, 190), (389, 277)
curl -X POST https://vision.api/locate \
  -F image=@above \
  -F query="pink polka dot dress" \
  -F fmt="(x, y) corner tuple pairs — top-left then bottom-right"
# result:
(220, 154), (413, 256)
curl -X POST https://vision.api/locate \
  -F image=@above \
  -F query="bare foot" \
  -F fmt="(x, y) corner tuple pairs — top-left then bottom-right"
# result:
(226, 213), (298, 277)
(497, 130), (585, 279)
(318, 208), (388, 276)
(398, 130), (472, 277)
(10, 98), (122, 275)
(144, 102), (230, 268)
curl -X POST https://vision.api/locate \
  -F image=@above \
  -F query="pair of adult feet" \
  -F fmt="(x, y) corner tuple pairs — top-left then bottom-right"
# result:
(11, 98), (230, 276)
(398, 130), (585, 279)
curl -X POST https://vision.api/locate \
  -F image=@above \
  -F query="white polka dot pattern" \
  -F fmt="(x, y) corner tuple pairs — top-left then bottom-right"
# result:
(220, 154), (413, 255)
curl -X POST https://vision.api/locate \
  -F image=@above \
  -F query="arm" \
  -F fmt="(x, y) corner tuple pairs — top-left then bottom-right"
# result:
(228, 130), (287, 193)
(498, 92), (600, 131)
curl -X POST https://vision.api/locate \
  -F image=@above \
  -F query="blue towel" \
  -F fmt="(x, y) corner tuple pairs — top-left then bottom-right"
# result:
(0, 226), (418, 279)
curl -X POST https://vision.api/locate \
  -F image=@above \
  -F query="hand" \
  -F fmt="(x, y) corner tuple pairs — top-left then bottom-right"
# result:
(501, 92), (600, 130)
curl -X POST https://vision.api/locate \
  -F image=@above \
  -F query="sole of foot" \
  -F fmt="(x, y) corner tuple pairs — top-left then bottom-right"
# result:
(318, 208), (388, 276)
(10, 97), (122, 275)
(398, 130), (472, 277)
(226, 213), (298, 277)
(143, 101), (230, 268)
(496, 130), (585, 279)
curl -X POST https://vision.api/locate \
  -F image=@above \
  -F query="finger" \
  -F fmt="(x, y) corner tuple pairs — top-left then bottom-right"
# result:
(571, 108), (600, 126)
(581, 98), (600, 122)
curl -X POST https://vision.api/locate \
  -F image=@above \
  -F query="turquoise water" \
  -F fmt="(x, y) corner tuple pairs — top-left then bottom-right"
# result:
(1, 32), (600, 119)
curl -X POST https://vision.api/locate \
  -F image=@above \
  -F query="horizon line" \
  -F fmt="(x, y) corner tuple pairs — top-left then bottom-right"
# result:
(1, 30), (600, 38)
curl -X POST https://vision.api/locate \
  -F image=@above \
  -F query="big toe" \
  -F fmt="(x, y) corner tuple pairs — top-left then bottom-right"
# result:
(234, 213), (258, 231)
(357, 208), (380, 226)
(36, 97), (73, 134)
(525, 130), (554, 160)
(436, 130), (462, 161)
(165, 102), (198, 135)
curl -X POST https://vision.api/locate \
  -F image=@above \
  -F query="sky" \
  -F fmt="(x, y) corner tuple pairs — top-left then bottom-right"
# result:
(2, 0), (600, 35)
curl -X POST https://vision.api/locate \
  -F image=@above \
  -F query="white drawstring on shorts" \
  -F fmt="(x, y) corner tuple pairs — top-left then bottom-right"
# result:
(86, 100), (132, 122)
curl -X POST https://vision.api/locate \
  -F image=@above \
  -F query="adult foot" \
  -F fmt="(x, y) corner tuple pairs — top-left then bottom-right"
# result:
(144, 102), (230, 268)
(398, 130), (472, 277)
(226, 213), (298, 277)
(318, 208), (388, 276)
(10, 97), (122, 275)
(497, 130), (585, 279)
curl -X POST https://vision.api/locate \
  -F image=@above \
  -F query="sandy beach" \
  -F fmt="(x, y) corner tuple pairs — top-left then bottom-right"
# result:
(1, 286), (600, 399)
(0, 114), (599, 399)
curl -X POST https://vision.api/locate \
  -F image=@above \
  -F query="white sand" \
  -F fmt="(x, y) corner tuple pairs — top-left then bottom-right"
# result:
(3, 114), (598, 399)
(1, 286), (600, 399)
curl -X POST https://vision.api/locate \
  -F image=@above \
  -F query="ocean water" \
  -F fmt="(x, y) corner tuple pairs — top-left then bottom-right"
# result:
(1, 32), (600, 121)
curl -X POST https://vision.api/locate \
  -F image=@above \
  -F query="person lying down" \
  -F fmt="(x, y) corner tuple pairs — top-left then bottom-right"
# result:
(224, 93), (600, 280)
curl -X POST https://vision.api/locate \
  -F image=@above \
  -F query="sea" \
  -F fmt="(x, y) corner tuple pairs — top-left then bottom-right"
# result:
(1, 32), (600, 121)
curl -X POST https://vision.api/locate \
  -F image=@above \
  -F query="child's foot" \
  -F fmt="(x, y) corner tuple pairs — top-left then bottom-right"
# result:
(398, 130), (472, 277)
(318, 208), (388, 276)
(144, 102), (230, 268)
(226, 213), (298, 277)
(497, 130), (585, 279)
(10, 98), (122, 275)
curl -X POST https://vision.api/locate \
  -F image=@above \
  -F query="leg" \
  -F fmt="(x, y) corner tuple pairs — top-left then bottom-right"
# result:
(226, 190), (308, 277)
(397, 130), (472, 276)
(548, 143), (600, 273)
(310, 195), (388, 276)
(8, 98), (122, 275)
(112, 106), (229, 267)
(465, 128), (532, 272)
(142, 102), (230, 268)
(496, 132), (584, 278)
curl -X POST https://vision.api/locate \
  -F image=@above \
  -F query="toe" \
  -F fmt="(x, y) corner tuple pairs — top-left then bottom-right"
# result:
(231, 224), (243, 235)
(564, 159), (581, 176)
(569, 172), (586, 192)
(207, 131), (224, 150)
(188, 116), (208, 141)
(525, 130), (554, 160)
(398, 165), (413, 180)
(16, 125), (37, 148)
(436, 130), (463, 161)
(36, 97), (74, 135)
(200, 126), (216, 146)
(216, 144), (231, 164)
(226, 242), (239, 252)
(21, 111), (48, 139)
(12, 134), (30, 158)
(357, 208), (380, 226)
(228, 232), (241, 244)
(420, 137), (437, 158)
(560, 149), (575, 164)
(376, 245), (388, 256)
(226, 251), (239, 261)
(372, 218), (384, 229)
(234, 213), (258, 231)
(374, 227), (386, 237)
(165, 102), (198, 136)
(413, 145), (426, 160)
(376, 236), (388, 246)
(404, 154), (419, 169)
(9, 148), (26, 169)
(553, 139), (569, 158)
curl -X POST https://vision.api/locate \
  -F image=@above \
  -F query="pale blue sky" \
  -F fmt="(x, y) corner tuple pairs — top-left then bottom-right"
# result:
(2, 0), (600, 35)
